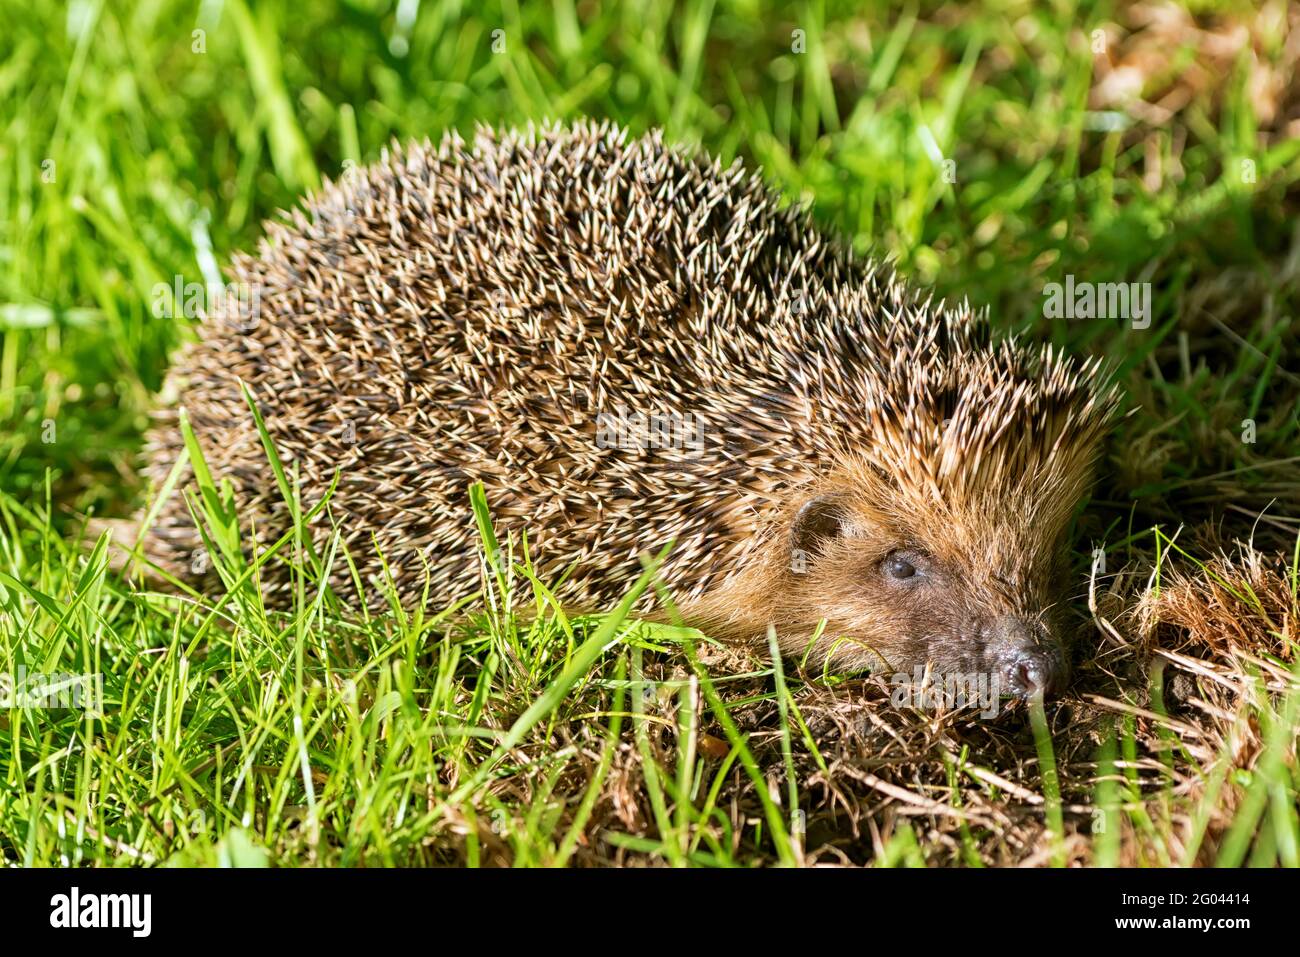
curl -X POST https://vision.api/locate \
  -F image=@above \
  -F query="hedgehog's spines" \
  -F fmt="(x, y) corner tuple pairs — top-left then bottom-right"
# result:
(142, 120), (1118, 609)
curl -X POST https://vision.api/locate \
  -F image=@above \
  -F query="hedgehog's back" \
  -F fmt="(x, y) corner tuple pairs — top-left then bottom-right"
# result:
(139, 122), (874, 605)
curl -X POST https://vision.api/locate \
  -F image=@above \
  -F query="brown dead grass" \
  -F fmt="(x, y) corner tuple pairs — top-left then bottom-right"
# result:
(1091, 0), (1300, 143)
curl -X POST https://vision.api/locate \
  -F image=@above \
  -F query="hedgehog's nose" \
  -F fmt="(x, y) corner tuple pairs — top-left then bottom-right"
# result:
(999, 647), (1068, 699)
(984, 616), (1069, 699)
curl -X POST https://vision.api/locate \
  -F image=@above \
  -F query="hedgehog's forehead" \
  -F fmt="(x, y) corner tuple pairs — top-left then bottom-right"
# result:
(837, 471), (1070, 569)
(835, 349), (1114, 532)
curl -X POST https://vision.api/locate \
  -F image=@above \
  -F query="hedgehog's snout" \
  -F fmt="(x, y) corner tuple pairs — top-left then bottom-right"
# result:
(999, 646), (1067, 699)
(985, 617), (1069, 699)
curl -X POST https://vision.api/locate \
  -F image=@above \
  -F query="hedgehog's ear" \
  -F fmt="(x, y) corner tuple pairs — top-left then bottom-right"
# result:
(790, 493), (852, 558)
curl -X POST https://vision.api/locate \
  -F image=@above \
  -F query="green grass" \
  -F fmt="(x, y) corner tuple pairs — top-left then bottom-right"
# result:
(2, 0), (1299, 866)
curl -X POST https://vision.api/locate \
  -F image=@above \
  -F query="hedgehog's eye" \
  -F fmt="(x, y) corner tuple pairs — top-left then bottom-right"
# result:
(882, 551), (924, 581)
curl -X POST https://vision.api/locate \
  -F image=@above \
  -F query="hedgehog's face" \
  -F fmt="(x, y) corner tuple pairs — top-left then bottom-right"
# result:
(784, 490), (1073, 701)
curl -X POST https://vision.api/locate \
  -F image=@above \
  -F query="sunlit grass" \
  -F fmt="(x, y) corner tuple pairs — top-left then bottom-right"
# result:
(1, 0), (1298, 866)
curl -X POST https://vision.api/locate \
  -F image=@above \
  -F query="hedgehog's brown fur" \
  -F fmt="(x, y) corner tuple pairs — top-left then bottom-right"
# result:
(137, 120), (1119, 693)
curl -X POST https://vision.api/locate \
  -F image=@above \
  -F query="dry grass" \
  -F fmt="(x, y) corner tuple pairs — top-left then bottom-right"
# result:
(1092, 0), (1300, 141)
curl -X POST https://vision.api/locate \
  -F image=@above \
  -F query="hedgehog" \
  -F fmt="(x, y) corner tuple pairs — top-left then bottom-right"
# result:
(131, 120), (1119, 699)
